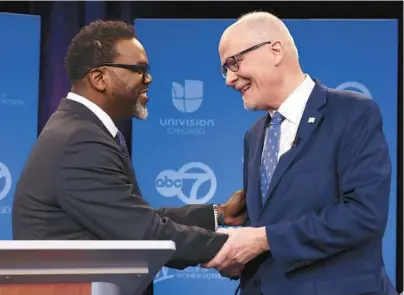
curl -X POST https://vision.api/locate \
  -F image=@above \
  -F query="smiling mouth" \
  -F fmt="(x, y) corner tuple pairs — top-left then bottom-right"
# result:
(241, 84), (251, 93)
(137, 89), (149, 104)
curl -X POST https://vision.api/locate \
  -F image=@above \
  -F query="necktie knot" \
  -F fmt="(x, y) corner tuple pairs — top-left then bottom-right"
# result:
(270, 112), (284, 125)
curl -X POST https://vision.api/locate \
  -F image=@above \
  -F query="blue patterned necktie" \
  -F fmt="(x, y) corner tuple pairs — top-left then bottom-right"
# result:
(260, 112), (284, 204)
(115, 130), (129, 158)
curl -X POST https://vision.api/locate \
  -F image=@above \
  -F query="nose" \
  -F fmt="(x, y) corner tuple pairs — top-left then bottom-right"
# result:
(144, 73), (152, 84)
(225, 71), (237, 87)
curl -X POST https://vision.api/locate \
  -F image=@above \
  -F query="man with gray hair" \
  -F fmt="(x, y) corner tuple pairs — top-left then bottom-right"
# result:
(202, 11), (397, 295)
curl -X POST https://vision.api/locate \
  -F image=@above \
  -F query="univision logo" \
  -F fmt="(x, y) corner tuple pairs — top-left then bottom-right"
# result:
(171, 80), (203, 113)
(160, 79), (214, 136)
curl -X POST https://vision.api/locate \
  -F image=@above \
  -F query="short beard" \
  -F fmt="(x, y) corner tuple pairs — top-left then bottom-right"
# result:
(132, 98), (148, 120)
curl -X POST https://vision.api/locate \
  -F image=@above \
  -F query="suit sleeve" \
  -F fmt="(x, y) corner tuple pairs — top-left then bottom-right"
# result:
(156, 205), (216, 231)
(243, 131), (251, 227)
(155, 205), (217, 269)
(57, 128), (227, 268)
(265, 98), (391, 270)
(243, 131), (249, 194)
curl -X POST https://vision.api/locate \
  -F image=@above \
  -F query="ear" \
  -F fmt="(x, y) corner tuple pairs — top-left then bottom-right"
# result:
(87, 68), (107, 92)
(271, 41), (285, 66)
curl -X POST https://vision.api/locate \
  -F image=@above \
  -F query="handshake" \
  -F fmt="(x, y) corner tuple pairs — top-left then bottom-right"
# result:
(201, 190), (269, 279)
(201, 226), (269, 279)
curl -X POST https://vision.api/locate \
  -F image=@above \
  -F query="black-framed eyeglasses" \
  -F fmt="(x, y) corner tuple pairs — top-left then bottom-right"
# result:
(97, 63), (151, 81)
(220, 41), (271, 79)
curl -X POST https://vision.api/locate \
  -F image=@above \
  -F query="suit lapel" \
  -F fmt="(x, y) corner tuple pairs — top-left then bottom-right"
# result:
(260, 82), (328, 214)
(248, 115), (269, 224)
(59, 98), (138, 190)
(58, 98), (112, 136)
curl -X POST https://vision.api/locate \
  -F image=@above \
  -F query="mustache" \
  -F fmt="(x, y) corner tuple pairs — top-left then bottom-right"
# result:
(135, 85), (149, 93)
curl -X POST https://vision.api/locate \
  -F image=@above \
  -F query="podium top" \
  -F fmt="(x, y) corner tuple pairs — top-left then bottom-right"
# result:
(0, 241), (175, 250)
(0, 240), (177, 293)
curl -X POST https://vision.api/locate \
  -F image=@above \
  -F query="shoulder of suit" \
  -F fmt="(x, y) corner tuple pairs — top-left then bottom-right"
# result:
(326, 87), (381, 118)
(59, 120), (114, 148)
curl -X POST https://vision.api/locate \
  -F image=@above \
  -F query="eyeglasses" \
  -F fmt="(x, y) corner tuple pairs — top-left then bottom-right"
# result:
(220, 41), (272, 79)
(97, 63), (151, 82)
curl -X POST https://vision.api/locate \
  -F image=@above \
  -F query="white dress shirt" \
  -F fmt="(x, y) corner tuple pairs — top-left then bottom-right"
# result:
(264, 75), (315, 159)
(66, 92), (118, 137)
(66, 92), (219, 229)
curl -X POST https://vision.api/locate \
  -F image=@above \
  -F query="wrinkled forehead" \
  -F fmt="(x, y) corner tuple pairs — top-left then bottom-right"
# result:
(219, 27), (256, 64)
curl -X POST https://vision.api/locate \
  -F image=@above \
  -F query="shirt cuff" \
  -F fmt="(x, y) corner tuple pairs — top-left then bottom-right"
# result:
(213, 205), (219, 230)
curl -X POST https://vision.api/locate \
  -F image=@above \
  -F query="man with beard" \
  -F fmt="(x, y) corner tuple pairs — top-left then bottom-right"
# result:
(12, 20), (247, 292)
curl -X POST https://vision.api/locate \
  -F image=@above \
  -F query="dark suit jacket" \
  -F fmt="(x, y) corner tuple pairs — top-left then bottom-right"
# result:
(240, 81), (397, 295)
(12, 98), (227, 270)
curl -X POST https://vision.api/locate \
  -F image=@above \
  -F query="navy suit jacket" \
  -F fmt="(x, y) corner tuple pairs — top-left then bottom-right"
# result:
(240, 81), (397, 295)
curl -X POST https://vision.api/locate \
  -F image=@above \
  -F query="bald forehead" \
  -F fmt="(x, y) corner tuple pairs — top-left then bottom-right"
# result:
(220, 24), (253, 48)
(219, 23), (264, 62)
(219, 14), (293, 61)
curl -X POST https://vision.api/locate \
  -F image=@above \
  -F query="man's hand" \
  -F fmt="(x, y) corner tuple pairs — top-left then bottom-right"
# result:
(217, 190), (247, 226)
(202, 227), (269, 271)
(210, 229), (244, 280)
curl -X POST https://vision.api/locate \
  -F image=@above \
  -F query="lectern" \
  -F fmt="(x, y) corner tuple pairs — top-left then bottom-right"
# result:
(0, 240), (176, 295)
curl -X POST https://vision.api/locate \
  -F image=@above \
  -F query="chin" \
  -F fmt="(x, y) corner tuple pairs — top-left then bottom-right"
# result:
(242, 98), (258, 111)
(132, 105), (148, 120)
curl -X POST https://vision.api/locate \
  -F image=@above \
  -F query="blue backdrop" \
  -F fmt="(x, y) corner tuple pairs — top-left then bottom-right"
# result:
(132, 19), (398, 294)
(0, 13), (41, 240)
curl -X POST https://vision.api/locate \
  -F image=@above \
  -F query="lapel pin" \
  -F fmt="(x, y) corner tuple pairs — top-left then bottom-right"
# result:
(308, 117), (316, 123)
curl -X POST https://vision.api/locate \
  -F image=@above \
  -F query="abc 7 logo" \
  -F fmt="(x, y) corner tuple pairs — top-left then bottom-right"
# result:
(336, 81), (372, 99)
(0, 161), (12, 201)
(155, 162), (217, 204)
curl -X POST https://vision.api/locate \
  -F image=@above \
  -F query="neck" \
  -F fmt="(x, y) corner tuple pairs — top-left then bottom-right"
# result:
(70, 85), (115, 117)
(270, 69), (305, 110)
